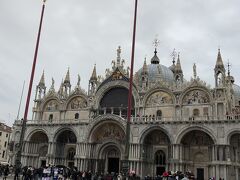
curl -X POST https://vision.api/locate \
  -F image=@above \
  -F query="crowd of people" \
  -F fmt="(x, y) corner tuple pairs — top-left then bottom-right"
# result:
(0, 165), (225, 180)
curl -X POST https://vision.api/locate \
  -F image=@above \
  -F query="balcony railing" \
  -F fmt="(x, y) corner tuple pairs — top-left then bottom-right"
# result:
(14, 114), (240, 126)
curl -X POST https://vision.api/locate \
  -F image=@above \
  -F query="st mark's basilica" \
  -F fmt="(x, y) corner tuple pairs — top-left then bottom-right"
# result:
(10, 46), (240, 180)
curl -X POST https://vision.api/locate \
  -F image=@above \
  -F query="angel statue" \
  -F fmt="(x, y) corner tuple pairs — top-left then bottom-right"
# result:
(77, 74), (81, 86)
(111, 60), (116, 69)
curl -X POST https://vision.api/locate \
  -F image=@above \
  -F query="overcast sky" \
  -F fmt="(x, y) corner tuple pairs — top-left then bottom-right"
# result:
(0, 0), (240, 126)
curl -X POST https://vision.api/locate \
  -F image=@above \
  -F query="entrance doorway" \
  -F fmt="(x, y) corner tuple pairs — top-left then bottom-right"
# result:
(156, 166), (165, 176)
(68, 161), (74, 168)
(41, 160), (46, 167)
(154, 150), (166, 176)
(108, 158), (119, 174)
(197, 168), (204, 180)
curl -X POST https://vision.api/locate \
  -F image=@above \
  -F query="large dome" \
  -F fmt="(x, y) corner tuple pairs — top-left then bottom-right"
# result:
(137, 63), (175, 85)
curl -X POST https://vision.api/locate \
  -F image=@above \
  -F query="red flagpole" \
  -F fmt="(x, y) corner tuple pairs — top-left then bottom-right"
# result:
(15, 0), (46, 167)
(123, 0), (138, 175)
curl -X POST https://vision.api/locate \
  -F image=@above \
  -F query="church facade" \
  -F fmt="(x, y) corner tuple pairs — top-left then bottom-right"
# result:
(10, 46), (240, 180)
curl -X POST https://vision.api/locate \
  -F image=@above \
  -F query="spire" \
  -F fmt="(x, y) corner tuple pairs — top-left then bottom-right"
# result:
(38, 70), (45, 87)
(226, 61), (235, 84)
(90, 64), (97, 81)
(64, 68), (70, 84)
(142, 57), (148, 74)
(215, 48), (225, 68)
(175, 53), (182, 73)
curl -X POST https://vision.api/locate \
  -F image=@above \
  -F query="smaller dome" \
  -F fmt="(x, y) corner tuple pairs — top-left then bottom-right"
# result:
(233, 84), (240, 99)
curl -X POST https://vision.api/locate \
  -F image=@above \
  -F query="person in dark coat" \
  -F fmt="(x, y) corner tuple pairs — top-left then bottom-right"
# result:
(3, 165), (9, 180)
(14, 165), (21, 180)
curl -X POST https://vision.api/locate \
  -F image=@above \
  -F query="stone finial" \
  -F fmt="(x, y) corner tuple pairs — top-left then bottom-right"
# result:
(193, 63), (197, 79)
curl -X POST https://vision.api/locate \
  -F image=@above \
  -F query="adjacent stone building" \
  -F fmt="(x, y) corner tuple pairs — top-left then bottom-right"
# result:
(10, 46), (240, 180)
(0, 122), (12, 164)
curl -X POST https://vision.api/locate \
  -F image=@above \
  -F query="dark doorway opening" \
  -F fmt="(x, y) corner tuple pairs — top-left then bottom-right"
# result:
(68, 162), (74, 168)
(156, 166), (165, 176)
(197, 168), (204, 180)
(41, 160), (46, 167)
(108, 158), (119, 174)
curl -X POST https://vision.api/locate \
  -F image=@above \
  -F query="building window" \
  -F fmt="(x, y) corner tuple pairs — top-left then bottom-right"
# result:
(6, 134), (8, 138)
(0, 132), (2, 136)
(193, 109), (200, 116)
(2, 151), (5, 158)
(75, 113), (79, 119)
(49, 114), (53, 121)
(4, 141), (7, 147)
(203, 107), (208, 116)
(157, 110), (162, 119)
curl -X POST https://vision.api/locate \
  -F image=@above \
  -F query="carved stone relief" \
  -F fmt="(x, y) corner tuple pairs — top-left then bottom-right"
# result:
(92, 123), (124, 142)
(146, 91), (173, 106)
(45, 100), (58, 111)
(183, 90), (210, 104)
(68, 97), (87, 109)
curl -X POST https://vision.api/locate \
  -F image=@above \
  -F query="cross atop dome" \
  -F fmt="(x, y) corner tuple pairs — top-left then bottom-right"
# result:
(153, 36), (160, 49)
(151, 36), (160, 64)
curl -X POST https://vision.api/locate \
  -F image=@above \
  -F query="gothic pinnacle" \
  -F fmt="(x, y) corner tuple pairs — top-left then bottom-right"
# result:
(64, 68), (70, 84)
(175, 53), (182, 73)
(90, 64), (97, 81)
(38, 70), (45, 87)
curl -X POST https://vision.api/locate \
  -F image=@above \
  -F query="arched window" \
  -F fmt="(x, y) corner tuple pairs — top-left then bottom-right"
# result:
(193, 109), (200, 116)
(157, 110), (162, 119)
(49, 114), (53, 121)
(106, 108), (111, 114)
(75, 113), (79, 119)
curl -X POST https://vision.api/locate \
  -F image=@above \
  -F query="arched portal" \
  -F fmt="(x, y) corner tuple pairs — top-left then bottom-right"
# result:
(180, 130), (214, 180)
(28, 131), (48, 167)
(230, 133), (240, 162)
(99, 145), (121, 174)
(55, 130), (77, 167)
(229, 133), (240, 180)
(142, 129), (170, 177)
(90, 121), (125, 174)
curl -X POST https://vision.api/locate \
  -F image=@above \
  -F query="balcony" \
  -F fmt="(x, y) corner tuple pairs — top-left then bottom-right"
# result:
(13, 113), (240, 127)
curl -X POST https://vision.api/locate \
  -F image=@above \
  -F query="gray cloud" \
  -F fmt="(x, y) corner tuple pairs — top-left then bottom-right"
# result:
(0, 0), (239, 126)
